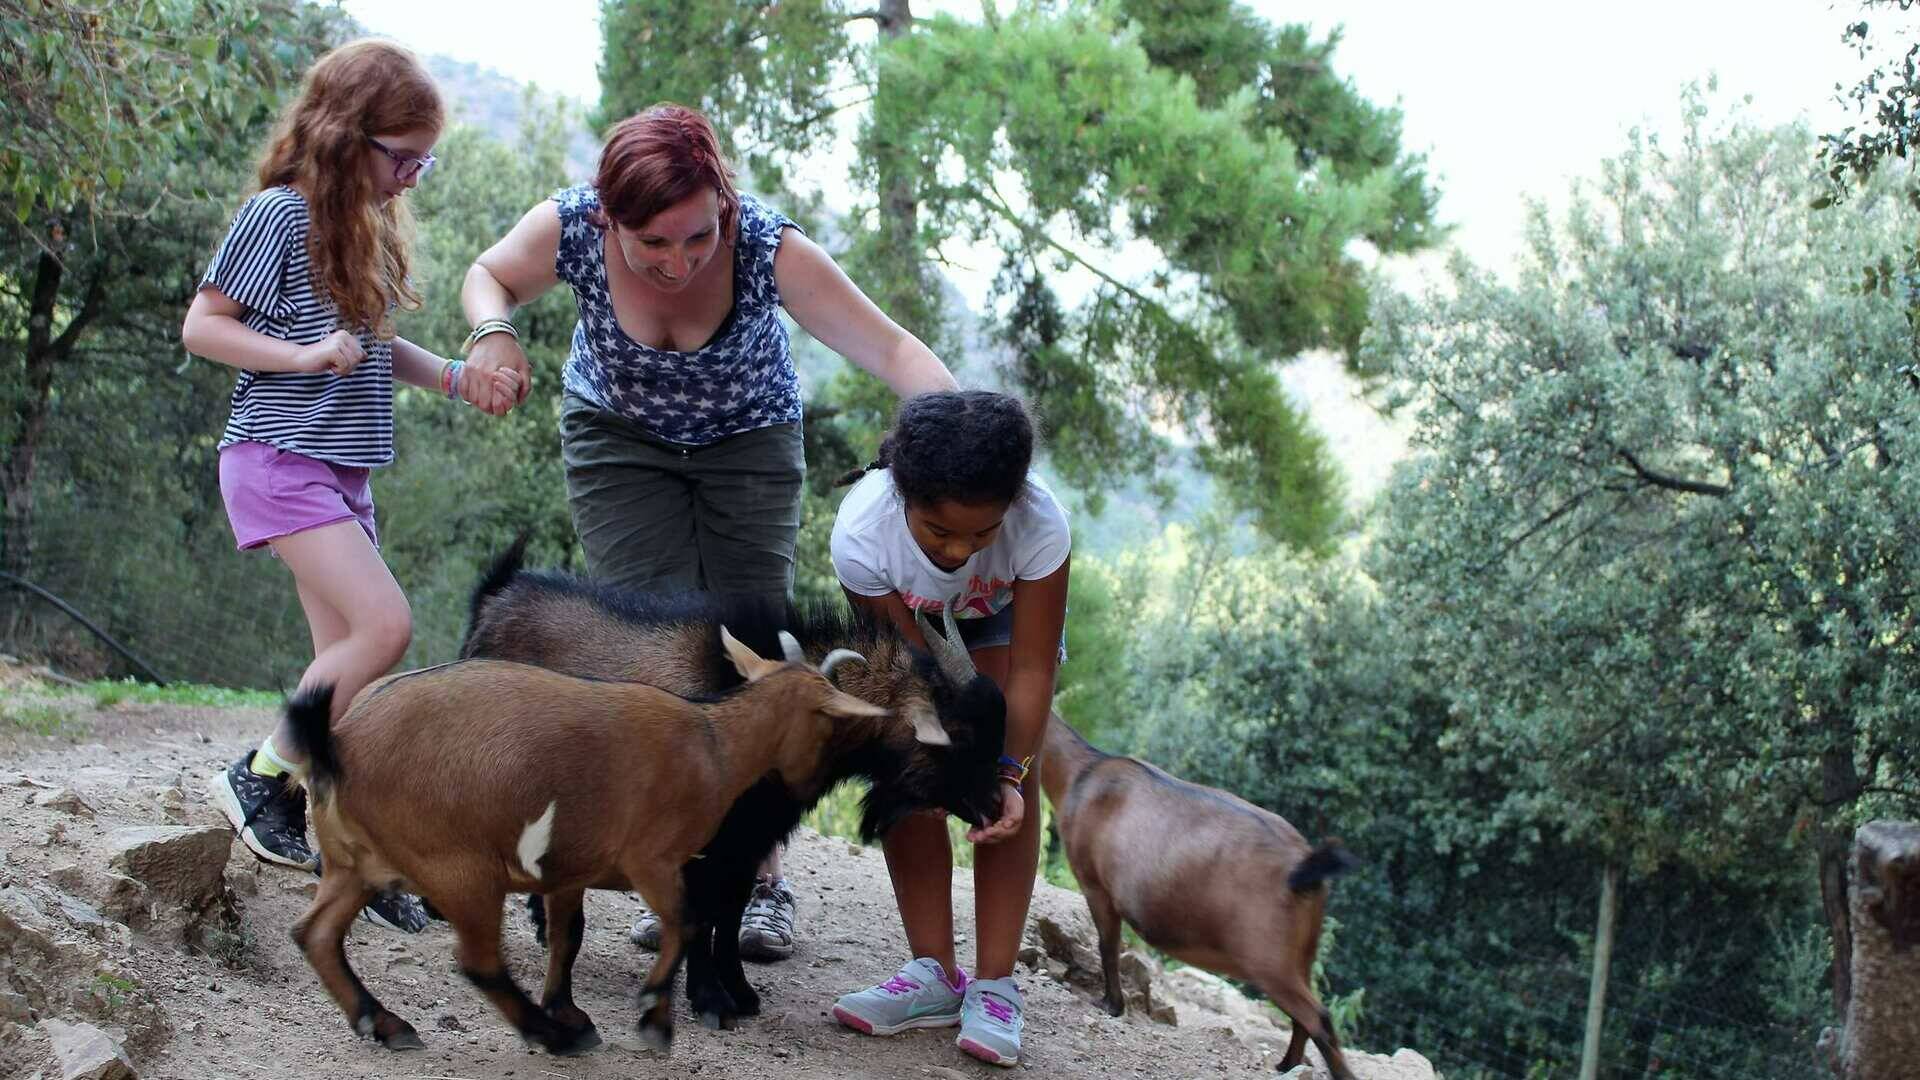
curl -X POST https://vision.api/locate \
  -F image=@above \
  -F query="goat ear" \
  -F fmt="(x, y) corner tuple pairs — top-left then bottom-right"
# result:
(902, 702), (953, 747)
(821, 688), (891, 720)
(719, 626), (779, 682)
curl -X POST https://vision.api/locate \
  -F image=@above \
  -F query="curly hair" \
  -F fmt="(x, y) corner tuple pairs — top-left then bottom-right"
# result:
(591, 104), (740, 245)
(838, 391), (1036, 507)
(255, 39), (442, 339)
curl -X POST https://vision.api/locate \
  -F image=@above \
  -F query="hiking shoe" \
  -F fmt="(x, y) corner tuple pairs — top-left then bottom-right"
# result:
(209, 750), (317, 870)
(833, 957), (966, 1036)
(360, 889), (429, 933)
(956, 976), (1023, 1067)
(738, 875), (797, 961)
(628, 908), (662, 951)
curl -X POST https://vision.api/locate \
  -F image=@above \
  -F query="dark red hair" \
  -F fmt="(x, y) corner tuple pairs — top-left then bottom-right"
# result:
(593, 104), (739, 244)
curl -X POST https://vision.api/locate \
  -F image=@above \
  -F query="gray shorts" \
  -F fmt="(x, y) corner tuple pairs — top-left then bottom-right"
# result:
(560, 393), (804, 599)
(955, 603), (1068, 663)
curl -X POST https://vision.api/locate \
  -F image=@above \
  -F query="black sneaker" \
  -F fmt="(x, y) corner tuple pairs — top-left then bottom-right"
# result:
(360, 890), (429, 934)
(208, 750), (317, 870)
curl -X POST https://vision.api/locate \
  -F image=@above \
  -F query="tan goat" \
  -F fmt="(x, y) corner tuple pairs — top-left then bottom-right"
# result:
(287, 630), (927, 1056)
(1041, 713), (1359, 1078)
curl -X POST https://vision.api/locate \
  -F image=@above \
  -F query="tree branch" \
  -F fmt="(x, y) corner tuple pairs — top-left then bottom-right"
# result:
(1615, 449), (1731, 496)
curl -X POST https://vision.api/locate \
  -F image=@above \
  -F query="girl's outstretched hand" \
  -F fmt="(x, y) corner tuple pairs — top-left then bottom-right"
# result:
(967, 782), (1025, 845)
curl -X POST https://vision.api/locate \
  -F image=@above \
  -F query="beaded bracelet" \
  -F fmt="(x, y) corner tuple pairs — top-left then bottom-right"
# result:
(461, 318), (518, 356)
(442, 358), (465, 401)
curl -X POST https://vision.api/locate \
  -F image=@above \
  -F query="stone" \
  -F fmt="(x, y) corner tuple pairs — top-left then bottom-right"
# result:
(39, 1018), (136, 1080)
(105, 827), (230, 910)
(34, 790), (95, 819)
(1836, 819), (1920, 1080)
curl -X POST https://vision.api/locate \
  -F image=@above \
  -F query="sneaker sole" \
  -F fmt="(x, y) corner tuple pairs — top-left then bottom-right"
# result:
(207, 771), (316, 870)
(739, 936), (794, 962)
(958, 1036), (1018, 1066)
(359, 906), (422, 933)
(832, 1005), (961, 1037)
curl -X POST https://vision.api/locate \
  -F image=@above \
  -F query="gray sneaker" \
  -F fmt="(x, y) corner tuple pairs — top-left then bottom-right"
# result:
(738, 876), (796, 961)
(833, 957), (966, 1036)
(956, 976), (1023, 1067)
(628, 907), (661, 951)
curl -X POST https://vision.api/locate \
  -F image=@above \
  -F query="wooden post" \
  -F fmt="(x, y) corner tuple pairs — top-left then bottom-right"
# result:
(1578, 863), (1620, 1080)
(1835, 821), (1920, 1079)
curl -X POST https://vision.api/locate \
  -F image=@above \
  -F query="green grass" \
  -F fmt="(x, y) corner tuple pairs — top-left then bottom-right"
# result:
(77, 678), (280, 710)
(0, 698), (85, 737)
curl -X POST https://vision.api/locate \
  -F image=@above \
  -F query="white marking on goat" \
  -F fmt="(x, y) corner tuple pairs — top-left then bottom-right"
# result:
(516, 801), (557, 881)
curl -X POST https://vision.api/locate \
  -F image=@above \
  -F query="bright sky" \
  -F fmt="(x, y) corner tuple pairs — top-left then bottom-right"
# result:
(340, 0), (1879, 501)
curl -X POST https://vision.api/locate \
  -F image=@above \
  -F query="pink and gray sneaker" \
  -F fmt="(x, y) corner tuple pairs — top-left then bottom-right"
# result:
(956, 975), (1023, 1067)
(832, 957), (966, 1036)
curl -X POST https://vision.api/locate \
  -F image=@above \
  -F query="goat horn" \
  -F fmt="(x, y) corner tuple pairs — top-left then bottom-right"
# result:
(820, 648), (865, 680)
(778, 631), (806, 665)
(912, 601), (978, 686)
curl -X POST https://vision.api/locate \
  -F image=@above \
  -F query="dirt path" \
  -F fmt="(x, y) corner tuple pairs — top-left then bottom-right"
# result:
(0, 681), (1424, 1080)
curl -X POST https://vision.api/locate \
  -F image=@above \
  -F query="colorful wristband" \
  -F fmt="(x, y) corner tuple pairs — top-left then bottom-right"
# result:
(996, 754), (1033, 785)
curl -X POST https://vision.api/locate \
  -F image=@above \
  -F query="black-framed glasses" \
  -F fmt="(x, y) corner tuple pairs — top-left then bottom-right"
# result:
(366, 136), (437, 183)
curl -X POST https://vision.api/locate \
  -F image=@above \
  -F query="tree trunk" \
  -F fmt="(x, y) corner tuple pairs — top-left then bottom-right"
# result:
(1578, 863), (1619, 1080)
(3, 247), (103, 581)
(868, 0), (941, 345)
(1820, 726), (1866, 1017)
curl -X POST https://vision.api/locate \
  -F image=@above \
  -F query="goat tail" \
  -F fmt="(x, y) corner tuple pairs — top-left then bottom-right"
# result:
(462, 531), (531, 656)
(1287, 841), (1360, 893)
(283, 683), (341, 798)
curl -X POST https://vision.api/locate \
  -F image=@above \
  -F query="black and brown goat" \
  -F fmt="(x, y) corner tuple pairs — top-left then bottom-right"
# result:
(462, 540), (1008, 1029)
(286, 632), (913, 1056)
(1041, 714), (1360, 1078)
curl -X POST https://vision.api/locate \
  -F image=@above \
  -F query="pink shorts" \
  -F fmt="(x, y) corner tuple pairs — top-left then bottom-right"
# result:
(218, 441), (378, 551)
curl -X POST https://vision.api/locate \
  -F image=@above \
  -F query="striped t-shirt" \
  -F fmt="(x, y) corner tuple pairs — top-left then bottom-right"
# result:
(202, 186), (395, 467)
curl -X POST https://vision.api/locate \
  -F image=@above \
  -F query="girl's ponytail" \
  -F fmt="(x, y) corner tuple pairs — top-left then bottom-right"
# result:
(833, 433), (897, 488)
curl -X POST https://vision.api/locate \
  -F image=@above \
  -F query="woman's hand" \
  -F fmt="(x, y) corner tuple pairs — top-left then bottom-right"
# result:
(967, 781), (1025, 845)
(461, 332), (532, 416)
(293, 329), (365, 376)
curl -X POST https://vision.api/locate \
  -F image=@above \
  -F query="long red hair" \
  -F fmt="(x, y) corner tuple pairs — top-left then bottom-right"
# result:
(256, 39), (443, 339)
(593, 104), (739, 243)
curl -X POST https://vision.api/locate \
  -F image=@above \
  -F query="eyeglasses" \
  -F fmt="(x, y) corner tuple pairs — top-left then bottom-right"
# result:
(366, 136), (437, 183)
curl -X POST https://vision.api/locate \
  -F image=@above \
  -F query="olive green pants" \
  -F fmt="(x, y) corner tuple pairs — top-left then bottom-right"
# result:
(560, 393), (805, 599)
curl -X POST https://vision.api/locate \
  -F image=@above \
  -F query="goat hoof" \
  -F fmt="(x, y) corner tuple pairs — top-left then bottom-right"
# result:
(636, 1021), (672, 1055)
(727, 985), (761, 1016)
(697, 1009), (738, 1031)
(379, 1026), (426, 1052)
(548, 1024), (602, 1056)
(1103, 997), (1125, 1018)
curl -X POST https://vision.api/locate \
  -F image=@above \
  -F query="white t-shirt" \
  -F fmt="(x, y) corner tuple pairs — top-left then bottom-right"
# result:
(830, 469), (1071, 618)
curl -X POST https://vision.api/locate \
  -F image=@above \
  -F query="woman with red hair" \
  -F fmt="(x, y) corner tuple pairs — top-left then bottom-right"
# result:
(460, 103), (957, 957)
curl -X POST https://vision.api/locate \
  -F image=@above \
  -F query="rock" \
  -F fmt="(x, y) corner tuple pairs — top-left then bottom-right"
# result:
(1, 990), (31, 1020)
(34, 790), (95, 819)
(39, 1018), (136, 1080)
(1031, 912), (1103, 990)
(1836, 819), (1920, 1080)
(105, 826), (230, 910)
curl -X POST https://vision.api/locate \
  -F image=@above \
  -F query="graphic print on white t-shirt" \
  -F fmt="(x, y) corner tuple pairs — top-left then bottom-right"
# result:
(829, 469), (1070, 619)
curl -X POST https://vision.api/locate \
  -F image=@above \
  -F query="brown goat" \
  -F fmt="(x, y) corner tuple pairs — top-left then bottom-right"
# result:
(1041, 714), (1359, 1078)
(287, 631), (923, 1056)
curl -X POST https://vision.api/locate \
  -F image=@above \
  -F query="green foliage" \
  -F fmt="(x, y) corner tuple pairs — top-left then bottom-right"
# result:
(80, 679), (278, 710)
(0, 0), (329, 228)
(1365, 94), (1920, 876)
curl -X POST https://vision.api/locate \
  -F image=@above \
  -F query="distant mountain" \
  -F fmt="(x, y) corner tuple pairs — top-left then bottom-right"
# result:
(426, 55), (600, 181)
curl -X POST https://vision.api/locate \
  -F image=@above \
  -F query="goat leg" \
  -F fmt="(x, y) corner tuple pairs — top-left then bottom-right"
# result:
(537, 889), (601, 1049)
(708, 866), (762, 1018)
(444, 891), (595, 1056)
(1261, 975), (1355, 1080)
(632, 872), (688, 1053)
(684, 919), (740, 1029)
(1081, 883), (1128, 1017)
(293, 871), (423, 1050)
